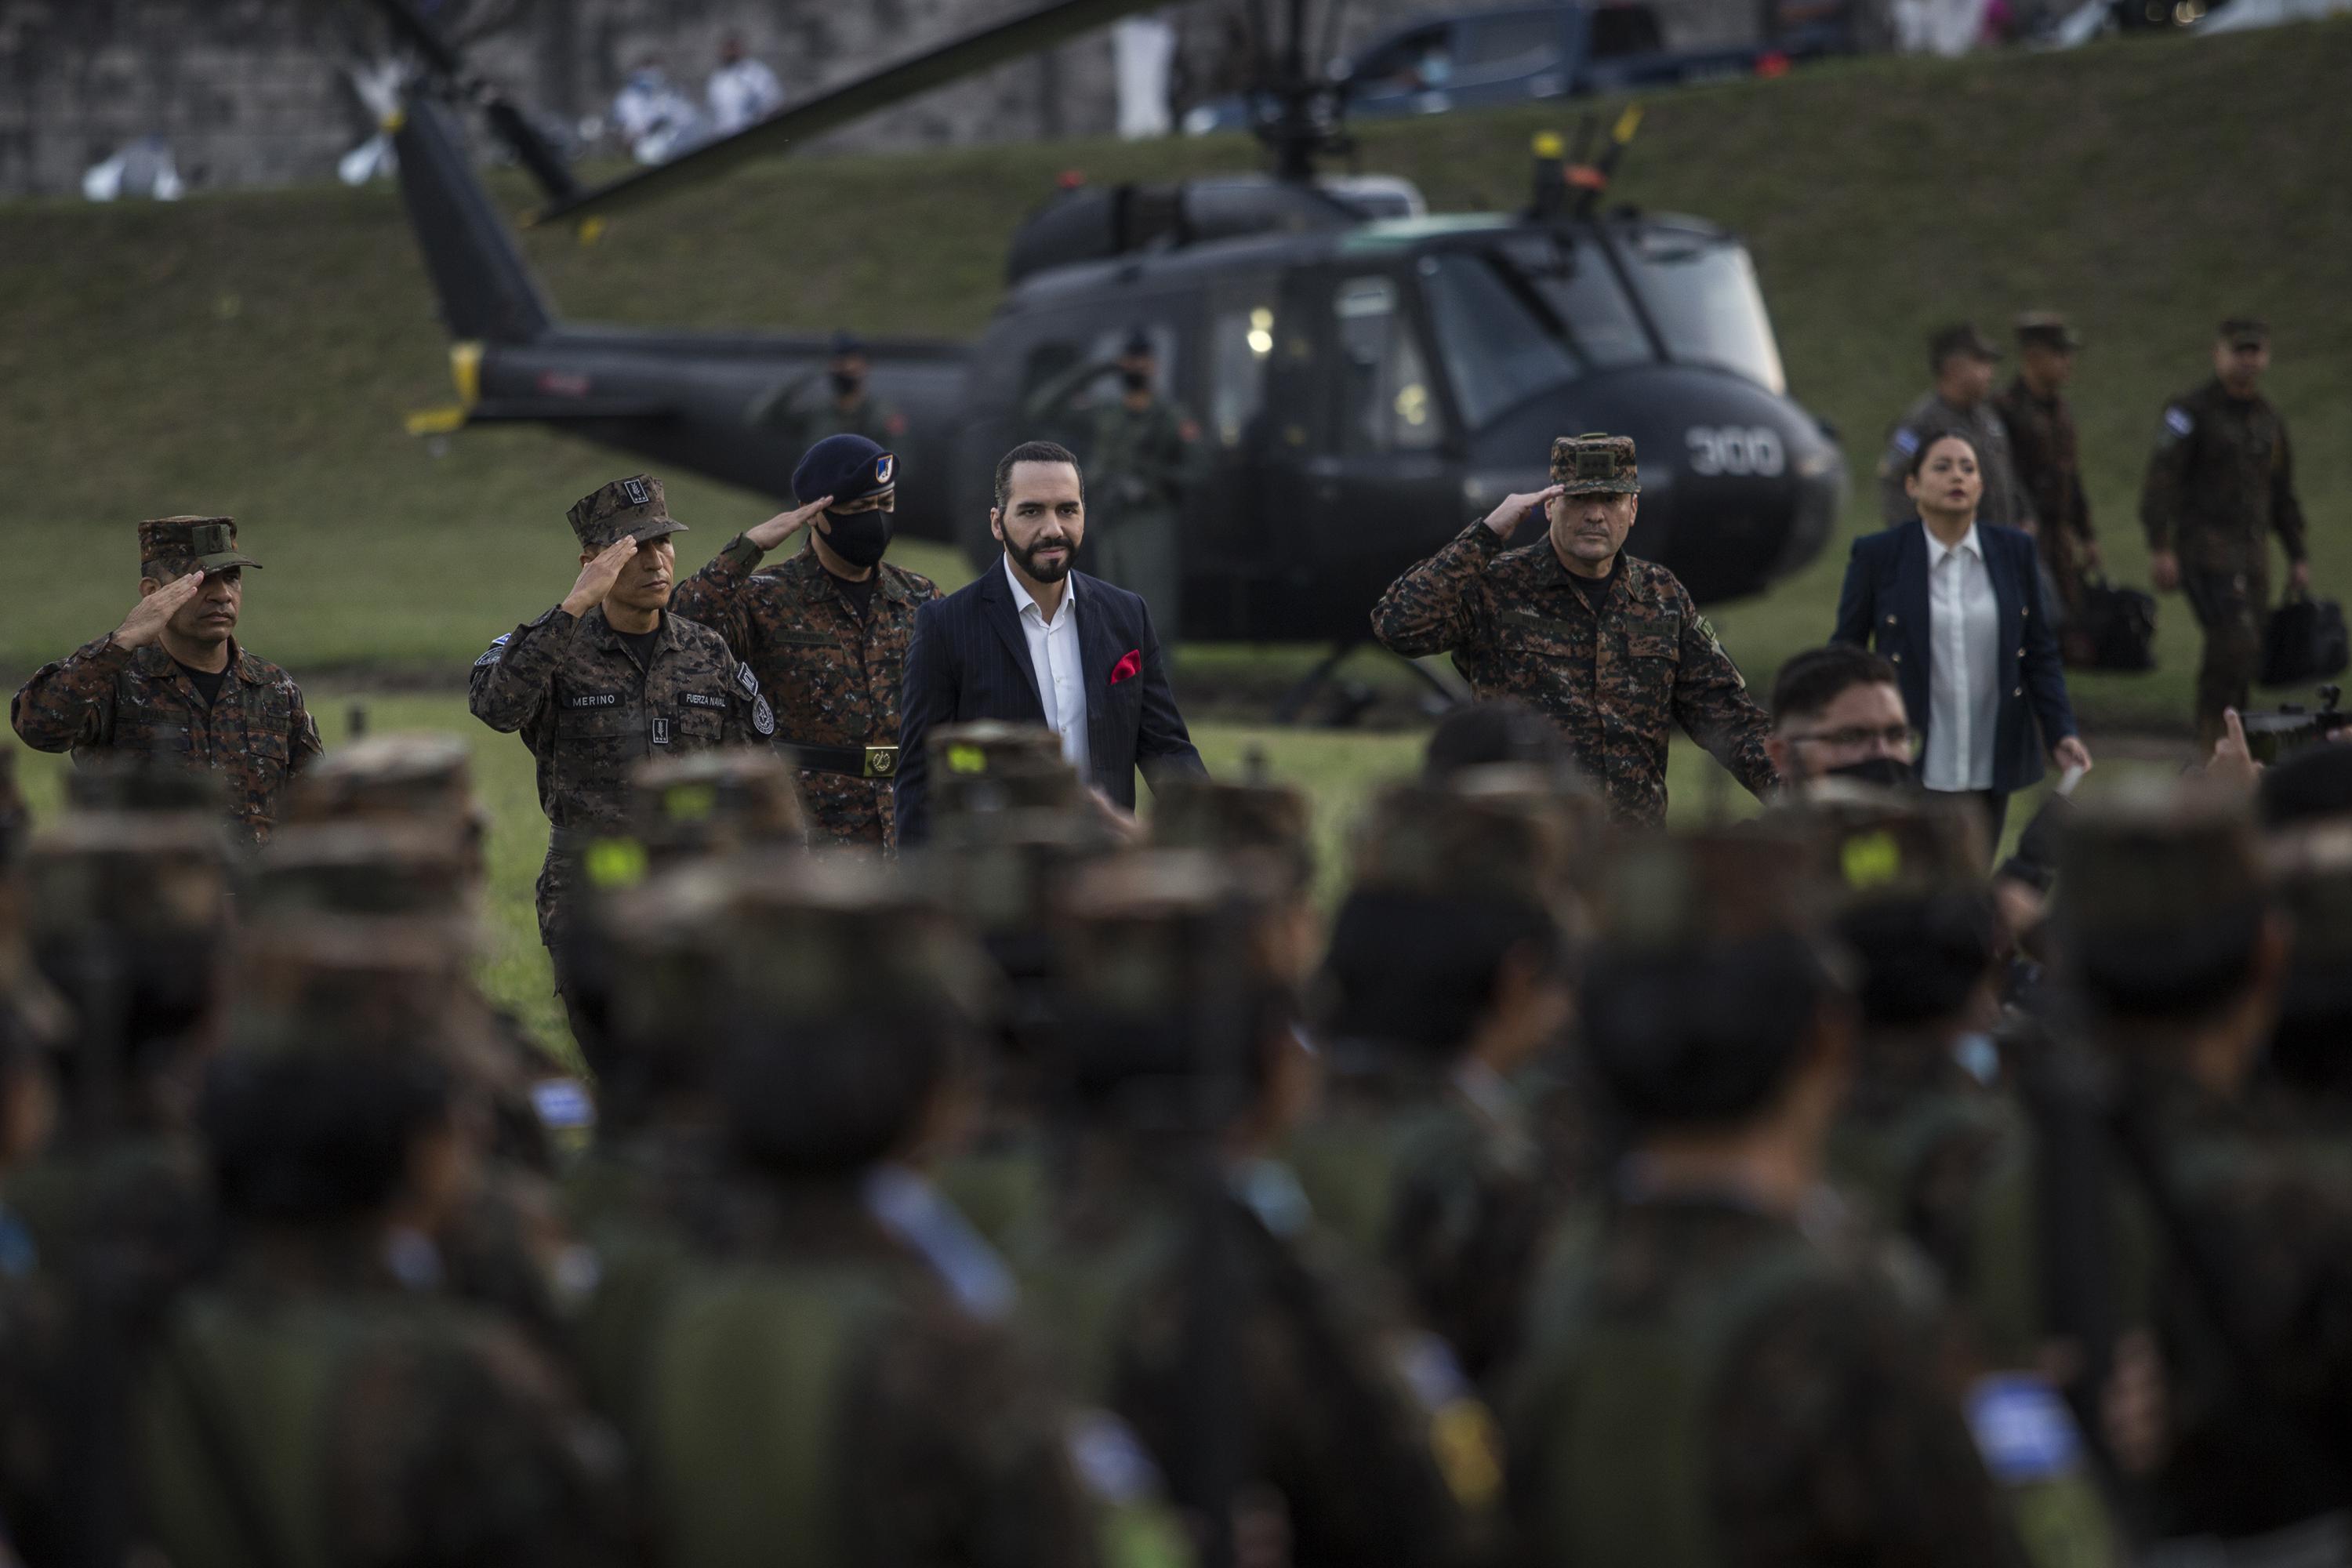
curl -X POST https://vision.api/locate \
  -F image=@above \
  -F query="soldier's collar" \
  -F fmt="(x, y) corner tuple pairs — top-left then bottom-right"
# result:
(137, 637), (260, 682)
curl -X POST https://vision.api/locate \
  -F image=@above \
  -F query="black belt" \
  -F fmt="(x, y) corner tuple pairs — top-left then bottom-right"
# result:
(789, 742), (900, 779)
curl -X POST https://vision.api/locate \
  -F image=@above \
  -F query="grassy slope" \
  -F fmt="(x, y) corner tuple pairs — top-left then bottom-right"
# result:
(3, 23), (2350, 727)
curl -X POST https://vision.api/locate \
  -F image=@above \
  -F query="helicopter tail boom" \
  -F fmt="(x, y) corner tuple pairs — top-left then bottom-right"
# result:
(391, 93), (556, 344)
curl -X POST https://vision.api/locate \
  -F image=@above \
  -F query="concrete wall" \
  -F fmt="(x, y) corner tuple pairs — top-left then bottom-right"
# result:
(0, 0), (1769, 198)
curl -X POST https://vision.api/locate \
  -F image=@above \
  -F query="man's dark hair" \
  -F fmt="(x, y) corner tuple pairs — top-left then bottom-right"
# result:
(1316, 889), (1561, 1057)
(2258, 742), (2352, 830)
(1582, 933), (1839, 1127)
(1771, 644), (1901, 726)
(203, 1051), (452, 1220)
(993, 441), (1085, 511)
(2067, 902), (2269, 1023)
(1904, 428), (1981, 481)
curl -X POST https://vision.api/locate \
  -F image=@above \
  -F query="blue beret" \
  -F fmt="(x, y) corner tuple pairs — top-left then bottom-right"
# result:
(793, 434), (895, 507)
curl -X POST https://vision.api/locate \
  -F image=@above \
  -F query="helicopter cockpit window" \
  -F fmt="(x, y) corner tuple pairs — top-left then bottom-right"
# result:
(1458, 11), (1561, 74)
(1498, 234), (1652, 372)
(1615, 227), (1788, 394)
(1333, 275), (1443, 454)
(1355, 24), (1454, 94)
(1418, 252), (1577, 430)
(1208, 299), (1276, 448)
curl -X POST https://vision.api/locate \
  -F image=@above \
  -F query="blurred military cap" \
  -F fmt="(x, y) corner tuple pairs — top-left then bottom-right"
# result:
(24, 811), (230, 938)
(1053, 851), (1282, 1036)
(2219, 317), (2269, 350)
(1550, 433), (1639, 495)
(629, 750), (809, 862)
(1929, 321), (2003, 365)
(64, 756), (226, 818)
(1423, 698), (1571, 782)
(248, 821), (471, 923)
(718, 855), (996, 1025)
(568, 473), (687, 552)
(1149, 775), (1313, 893)
(2256, 740), (2352, 832)
(1773, 782), (1987, 909)
(2013, 312), (2083, 352)
(138, 515), (260, 575)
(1352, 778), (1577, 916)
(2056, 780), (2265, 944)
(927, 720), (1085, 822)
(289, 732), (475, 826)
(226, 916), (464, 1058)
(1595, 820), (1832, 953)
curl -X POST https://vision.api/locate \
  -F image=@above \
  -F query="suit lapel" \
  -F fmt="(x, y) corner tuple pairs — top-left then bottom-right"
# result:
(976, 564), (1044, 711)
(1893, 521), (1933, 720)
(1074, 573), (1123, 692)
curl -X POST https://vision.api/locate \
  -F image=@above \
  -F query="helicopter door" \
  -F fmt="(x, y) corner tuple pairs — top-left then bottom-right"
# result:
(1192, 278), (1283, 639)
(1313, 269), (1463, 623)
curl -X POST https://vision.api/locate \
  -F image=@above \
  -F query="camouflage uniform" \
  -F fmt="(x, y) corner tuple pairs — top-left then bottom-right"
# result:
(10, 517), (321, 844)
(2140, 346), (2310, 748)
(672, 539), (935, 848)
(1509, 828), (2027, 1568)
(1081, 395), (1203, 637)
(1370, 434), (1776, 827)
(1015, 855), (1504, 1567)
(466, 475), (774, 946)
(135, 920), (627, 1568)
(750, 379), (907, 448)
(1994, 320), (2096, 627)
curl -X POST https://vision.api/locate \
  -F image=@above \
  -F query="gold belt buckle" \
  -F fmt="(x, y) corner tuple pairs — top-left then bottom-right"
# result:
(863, 745), (900, 779)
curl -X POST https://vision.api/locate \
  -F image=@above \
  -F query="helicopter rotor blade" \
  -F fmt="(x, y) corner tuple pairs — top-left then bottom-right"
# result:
(365, 0), (580, 202)
(530, 0), (1180, 228)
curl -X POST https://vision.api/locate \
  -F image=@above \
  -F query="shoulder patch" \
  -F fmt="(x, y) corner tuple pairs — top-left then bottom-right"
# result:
(750, 694), (775, 737)
(734, 661), (760, 699)
(1891, 426), (1920, 456)
(473, 633), (510, 669)
(2164, 406), (2194, 439)
(1966, 1374), (2085, 1484)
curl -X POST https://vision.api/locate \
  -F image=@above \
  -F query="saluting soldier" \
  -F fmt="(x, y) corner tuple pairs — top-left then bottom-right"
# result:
(468, 474), (773, 1011)
(2142, 318), (2312, 750)
(1881, 324), (2034, 532)
(1994, 313), (2098, 629)
(11, 516), (321, 844)
(671, 434), (937, 848)
(1371, 433), (1777, 827)
(745, 329), (908, 448)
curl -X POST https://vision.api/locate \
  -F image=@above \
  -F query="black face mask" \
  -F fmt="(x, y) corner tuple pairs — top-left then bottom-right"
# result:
(1120, 367), (1151, 392)
(821, 507), (893, 569)
(830, 369), (862, 397)
(1822, 756), (1920, 792)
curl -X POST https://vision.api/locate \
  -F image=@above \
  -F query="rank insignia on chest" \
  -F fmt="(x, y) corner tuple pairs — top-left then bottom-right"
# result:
(650, 717), (672, 746)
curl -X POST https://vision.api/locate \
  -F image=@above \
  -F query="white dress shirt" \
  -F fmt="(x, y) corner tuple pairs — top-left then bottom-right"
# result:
(1922, 524), (2000, 793)
(1004, 554), (1091, 782)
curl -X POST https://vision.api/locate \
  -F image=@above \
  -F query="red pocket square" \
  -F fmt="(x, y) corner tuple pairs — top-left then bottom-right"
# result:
(1109, 648), (1143, 685)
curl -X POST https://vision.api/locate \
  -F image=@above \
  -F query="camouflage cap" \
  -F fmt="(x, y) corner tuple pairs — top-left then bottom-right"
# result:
(567, 473), (688, 552)
(1149, 776), (1314, 893)
(928, 720), (1086, 822)
(2013, 311), (2082, 352)
(1929, 321), (2003, 366)
(2219, 316), (2269, 350)
(226, 915), (466, 1058)
(628, 750), (810, 864)
(1550, 432), (1640, 495)
(1593, 820), (1835, 955)
(288, 732), (475, 828)
(1772, 782), (1987, 910)
(138, 515), (261, 575)
(1052, 852), (1284, 1051)
(24, 811), (231, 942)
(714, 856), (998, 1026)
(1352, 777), (1578, 916)
(246, 821), (473, 924)
(2056, 779), (2265, 942)
(64, 757), (227, 818)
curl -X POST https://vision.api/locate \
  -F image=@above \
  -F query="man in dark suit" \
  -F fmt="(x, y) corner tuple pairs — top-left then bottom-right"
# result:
(895, 440), (1206, 844)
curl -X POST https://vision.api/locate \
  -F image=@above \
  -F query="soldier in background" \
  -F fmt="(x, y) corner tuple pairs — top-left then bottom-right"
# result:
(672, 435), (938, 848)
(1881, 325), (2034, 532)
(2142, 318), (2312, 750)
(746, 330), (907, 448)
(1995, 314), (2098, 632)
(135, 919), (627, 1568)
(1373, 433), (1777, 826)
(467, 474), (773, 1034)
(11, 517), (321, 844)
(1509, 825), (2029, 1568)
(1024, 330), (1203, 636)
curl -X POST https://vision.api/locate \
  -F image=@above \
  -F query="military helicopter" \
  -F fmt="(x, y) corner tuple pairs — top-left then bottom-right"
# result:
(374, 0), (1844, 673)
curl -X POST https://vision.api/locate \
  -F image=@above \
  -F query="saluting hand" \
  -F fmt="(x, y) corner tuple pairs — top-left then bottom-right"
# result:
(561, 537), (640, 617)
(113, 571), (206, 650)
(746, 495), (833, 552)
(1484, 485), (1562, 537)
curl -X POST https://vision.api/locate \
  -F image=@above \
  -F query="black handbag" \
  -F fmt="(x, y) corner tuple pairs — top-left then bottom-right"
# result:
(2063, 575), (2157, 672)
(2259, 588), (2350, 687)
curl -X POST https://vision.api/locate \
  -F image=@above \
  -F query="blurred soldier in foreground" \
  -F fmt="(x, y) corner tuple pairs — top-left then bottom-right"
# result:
(1294, 780), (1575, 1390)
(1995, 314), (2097, 630)
(1880, 324), (2032, 532)
(575, 861), (1145, 1568)
(1373, 434), (1776, 826)
(1510, 826), (2029, 1568)
(11, 517), (321, 843)
(136, 920), (626, 1568)
(1014, 853), (1504, 1567)
(672, 435), (938, 848)
(467, 474), (772, 1033)
(2141, 318), (2312, 750)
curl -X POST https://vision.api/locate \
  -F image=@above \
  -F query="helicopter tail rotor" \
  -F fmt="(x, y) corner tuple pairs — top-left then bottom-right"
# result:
(364, 0), (582, 205)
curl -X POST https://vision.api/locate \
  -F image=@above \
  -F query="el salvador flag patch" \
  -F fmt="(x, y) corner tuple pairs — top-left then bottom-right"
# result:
(1966, 1374), (2084, 1484)
(473, 633), (510, 668)
(1892, 427), (1920, 456)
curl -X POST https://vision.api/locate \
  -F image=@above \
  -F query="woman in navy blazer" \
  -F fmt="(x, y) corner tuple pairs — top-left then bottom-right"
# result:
(1831, 430), (2091, 840)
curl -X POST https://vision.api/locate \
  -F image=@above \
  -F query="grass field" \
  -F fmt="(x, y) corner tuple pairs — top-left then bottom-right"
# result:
(4, 22), (2350, 731)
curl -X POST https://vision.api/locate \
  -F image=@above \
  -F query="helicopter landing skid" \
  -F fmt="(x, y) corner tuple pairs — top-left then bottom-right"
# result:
(1269, 641), (1465, 728)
